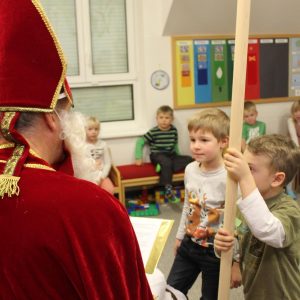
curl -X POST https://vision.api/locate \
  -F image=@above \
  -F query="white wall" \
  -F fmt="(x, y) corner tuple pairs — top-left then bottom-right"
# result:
(107, 0), (292, 166)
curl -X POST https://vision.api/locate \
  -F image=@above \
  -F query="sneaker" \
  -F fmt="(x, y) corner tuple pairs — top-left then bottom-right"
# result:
(164, 185), (173, 199)
(164, 185), (180, 203)
(169, 194), (180, 203)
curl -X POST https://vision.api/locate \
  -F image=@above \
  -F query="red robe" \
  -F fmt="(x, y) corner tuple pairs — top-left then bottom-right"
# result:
(0, 146), (153, 299)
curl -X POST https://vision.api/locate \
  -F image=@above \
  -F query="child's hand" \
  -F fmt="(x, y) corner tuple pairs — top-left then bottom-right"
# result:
(230, 262), (242, 289)
(135, 159), (143, 166)
(174, 239), (182, 256)
(224, 148), (251, 181)
(214, 228), (234, 253)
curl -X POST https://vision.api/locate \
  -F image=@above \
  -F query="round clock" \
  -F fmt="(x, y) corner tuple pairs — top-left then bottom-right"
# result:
(151, 70), (170, 90)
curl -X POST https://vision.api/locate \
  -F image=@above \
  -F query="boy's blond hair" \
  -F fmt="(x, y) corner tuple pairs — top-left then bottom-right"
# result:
(290, 99), (300, 116)
(188, 108), (230, 140)
(86, 116), (100, 128)
(247, 134), (300, 186)
(156, 105), (174, 117)
(244, 101), (257, 113)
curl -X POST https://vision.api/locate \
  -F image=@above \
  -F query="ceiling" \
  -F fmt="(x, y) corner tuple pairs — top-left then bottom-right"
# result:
(163, 0), (300, 36)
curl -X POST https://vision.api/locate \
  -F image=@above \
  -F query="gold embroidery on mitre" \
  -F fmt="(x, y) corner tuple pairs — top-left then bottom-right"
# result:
(31, 0), (67, 110)
(0, 145), (24, 198)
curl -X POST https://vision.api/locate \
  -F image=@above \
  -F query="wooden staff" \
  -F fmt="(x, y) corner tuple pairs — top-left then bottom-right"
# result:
(217, 0), (251, 299)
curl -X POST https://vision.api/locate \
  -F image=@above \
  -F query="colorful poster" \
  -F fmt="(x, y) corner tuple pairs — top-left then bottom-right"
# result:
(260, 38), (289, 98)
(245, 39), (260, 100)
(193, 40), (212, 103)
(211, 40), (229, 102)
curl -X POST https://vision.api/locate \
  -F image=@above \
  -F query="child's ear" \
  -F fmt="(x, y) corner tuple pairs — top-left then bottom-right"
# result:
(220, 136), (229, 149)
(271, 171), (285, 188)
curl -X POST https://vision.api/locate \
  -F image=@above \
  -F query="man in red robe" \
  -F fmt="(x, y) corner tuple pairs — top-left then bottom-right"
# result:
(0, 1), (153, 299)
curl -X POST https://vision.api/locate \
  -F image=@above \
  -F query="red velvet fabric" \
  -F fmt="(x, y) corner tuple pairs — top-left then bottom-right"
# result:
(0, 1), (65, 110)
(0, 149), (153, 299)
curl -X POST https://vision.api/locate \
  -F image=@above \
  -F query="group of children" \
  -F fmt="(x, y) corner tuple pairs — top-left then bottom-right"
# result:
(84, 101), (300, 299)
(164, 104), (300, 300)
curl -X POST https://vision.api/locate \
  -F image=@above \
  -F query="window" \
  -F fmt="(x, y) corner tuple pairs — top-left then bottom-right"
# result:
(40, 0), (137, 127)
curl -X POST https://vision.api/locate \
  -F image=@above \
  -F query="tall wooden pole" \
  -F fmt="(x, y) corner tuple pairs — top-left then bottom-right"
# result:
(217, 0), (251, 299)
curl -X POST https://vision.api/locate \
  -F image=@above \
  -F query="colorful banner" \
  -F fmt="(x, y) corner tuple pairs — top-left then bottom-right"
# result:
(193, 40), (212, 103)
(211, 40), (229, 102)
(227, 40), (235, 101)
(289, 38), (300, 96)
(245, 39), (260, 100)
(175, 40), (195, 106)
(173, 36), (295, 108)
(260, 38), (289, 98)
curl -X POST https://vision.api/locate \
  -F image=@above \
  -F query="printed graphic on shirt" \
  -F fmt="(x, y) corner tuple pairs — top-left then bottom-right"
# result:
(90, 148), (103, 160)
(185, 188), (224, 247)
(246, 127), (260, 143)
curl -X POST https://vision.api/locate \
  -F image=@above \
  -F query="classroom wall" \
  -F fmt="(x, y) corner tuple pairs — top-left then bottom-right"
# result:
(107, 0), (293, 165)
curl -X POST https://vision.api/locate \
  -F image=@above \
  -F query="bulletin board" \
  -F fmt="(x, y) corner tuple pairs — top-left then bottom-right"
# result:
(172, 34), (300, 109)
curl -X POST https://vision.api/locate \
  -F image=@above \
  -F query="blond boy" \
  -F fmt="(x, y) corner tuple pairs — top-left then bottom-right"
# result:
(215, 134), (300, 300)
(167, 108), (241, 299)
(242, 101), (266, 149)
(135, 105), (192, 202)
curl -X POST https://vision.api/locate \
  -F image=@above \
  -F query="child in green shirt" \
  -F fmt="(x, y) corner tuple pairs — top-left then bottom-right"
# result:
(242, 101), (266, 150)
(215, 134), (300, 300)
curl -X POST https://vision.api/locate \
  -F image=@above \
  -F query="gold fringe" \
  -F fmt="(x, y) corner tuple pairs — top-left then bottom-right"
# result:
(0, 175), (20, 198)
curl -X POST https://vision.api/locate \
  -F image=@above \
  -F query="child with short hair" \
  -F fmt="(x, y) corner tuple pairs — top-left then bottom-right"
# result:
(215, 134), (300, 300)
(167, 108), (241, 299)
(242, 101), (266, 150)
(85, 116), (114, 195)
(135, 105), (193, 203)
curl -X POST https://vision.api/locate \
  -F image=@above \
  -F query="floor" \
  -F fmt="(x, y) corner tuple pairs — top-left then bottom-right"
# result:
(155, 202), (245, 300)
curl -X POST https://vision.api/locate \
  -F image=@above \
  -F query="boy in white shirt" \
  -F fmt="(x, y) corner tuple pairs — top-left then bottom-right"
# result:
(167, 108), (241, 299)
(215, 134), (300, 300)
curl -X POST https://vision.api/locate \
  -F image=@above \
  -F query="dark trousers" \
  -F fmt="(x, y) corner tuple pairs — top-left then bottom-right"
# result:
(167, 236), (220, 300)
(150, 152), (193, 186)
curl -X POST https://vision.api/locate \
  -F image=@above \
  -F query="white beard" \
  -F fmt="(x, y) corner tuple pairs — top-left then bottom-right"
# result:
(59, 110), (100, 184)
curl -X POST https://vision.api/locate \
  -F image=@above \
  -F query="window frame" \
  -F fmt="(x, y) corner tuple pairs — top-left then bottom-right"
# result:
(65, 0), (146, 138)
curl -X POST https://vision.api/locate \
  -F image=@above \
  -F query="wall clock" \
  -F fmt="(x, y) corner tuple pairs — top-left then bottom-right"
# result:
(151, 70), (170, 90)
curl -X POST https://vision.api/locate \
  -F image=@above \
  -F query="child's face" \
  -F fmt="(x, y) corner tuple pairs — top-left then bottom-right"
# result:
(244, 149), (280, 199)
(293, 109), (300, 123)
(156, 112), (173, 131)
(189, 129), (227, 167)
(243, 109), (257, 125)
(86, 123), (100, 143)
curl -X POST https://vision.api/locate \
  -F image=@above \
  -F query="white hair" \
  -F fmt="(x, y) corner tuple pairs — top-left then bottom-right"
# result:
(59, 110), (100, 184)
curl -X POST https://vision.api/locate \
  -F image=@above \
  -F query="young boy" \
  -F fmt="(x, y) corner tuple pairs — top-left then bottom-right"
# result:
(215, 134), (300, 300)
(135, 105), (192, 202)
(242, 101), (266, 149)
(85, 116), (114, 194)
(167, 108), (241, 299)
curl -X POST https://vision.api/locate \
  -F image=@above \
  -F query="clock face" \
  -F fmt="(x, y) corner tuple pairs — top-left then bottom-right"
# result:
(151, 70), (170, 90)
